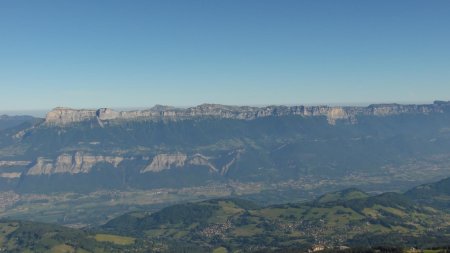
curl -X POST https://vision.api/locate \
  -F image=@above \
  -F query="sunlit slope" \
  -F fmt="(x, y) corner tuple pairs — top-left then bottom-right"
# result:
(1, 178), (450, 252)
(103, 181), (450, 250)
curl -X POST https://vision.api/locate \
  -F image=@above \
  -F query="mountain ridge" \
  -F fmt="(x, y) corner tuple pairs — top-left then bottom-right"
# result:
(1, 99), (450, 194)
(43, 101), (450, 126)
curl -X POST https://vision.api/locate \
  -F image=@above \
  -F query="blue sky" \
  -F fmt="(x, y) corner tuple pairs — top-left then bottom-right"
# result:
(1, 0), (450, 111)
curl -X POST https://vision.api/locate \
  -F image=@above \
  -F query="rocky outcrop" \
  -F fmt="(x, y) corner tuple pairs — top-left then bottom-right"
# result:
(27, 158), (53, 175)
(43, 101), (450, 126)
(220, 150), (243, 175)
(25, 152), (235, 175)
(188, 154), (218, 173)
(0, 172), (22, 178)
(27, 152), (124, 175)
(142, 153), (187, 172)
(326, 107), (351, 124)
(0, 161), (31, 167)
(141, 153), (234, 174)
(45, 107), (97, 125)
(141, 153), (218, 173)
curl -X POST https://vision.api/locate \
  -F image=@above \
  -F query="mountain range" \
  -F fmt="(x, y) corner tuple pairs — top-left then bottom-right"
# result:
(1, 101), (449, 192)
(1, 101), (450, 227)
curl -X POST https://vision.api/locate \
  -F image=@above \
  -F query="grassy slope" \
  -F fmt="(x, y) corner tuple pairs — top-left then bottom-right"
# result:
(2, 178), (450, 252)
(0, 220), (139, 253)
(101, 184), (450, 250)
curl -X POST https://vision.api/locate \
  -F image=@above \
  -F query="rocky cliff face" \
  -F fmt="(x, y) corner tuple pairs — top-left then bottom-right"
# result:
(45, 107), (97, 125)
(0, 161), (31, 167)
(0, 172), (22, 178)
(0, 161), (30, 178)
(43, 101), (450, 126)
(27, 152), (124, 175)
(141, 153), (235, 174)
(188, 154), (218, 173)
(25, 152), (226, 176)
(142, 153), (188, 172)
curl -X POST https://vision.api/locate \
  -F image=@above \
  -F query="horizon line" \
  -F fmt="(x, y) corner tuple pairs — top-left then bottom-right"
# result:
(1, 99), (448, 117)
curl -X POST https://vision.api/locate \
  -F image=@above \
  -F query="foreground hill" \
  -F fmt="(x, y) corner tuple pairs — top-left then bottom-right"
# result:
(0, 219), (135, 253)
(405, 177), (450, 211)
(0, 177), (449, 252)
(100, 178), (450, 252)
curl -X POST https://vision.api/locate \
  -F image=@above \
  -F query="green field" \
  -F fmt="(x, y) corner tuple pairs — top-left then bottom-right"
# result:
(94, 234), (135, 245)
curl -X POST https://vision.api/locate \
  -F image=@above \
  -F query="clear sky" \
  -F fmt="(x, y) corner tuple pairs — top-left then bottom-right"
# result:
(1, 0), (450, 111)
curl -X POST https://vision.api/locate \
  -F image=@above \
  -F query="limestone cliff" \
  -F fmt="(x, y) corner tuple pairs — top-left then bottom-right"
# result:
(0, 161), (31, 167)
(43, 101), (450, 126)
(141, 152), (236, 174)
(189, 154), (218, 173)
(25, 152), (234, 176)
(0, 172), (22, 178)
(142, 153), (188, 172)
(220, 150), (243, 176)
(27, 152), (124, 175)
(45, 107), (97, 125)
